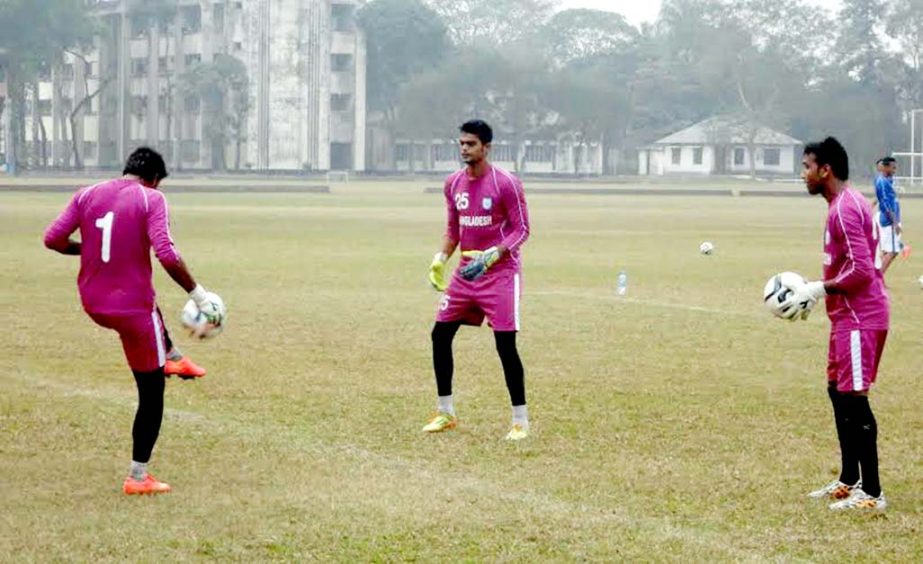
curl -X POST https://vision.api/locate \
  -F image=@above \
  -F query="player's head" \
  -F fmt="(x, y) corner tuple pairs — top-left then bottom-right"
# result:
(802, 137), (849, 195)
(123, 147), (169, 188)
(459, 120), (492, 165)
(879, 156), (897, 177)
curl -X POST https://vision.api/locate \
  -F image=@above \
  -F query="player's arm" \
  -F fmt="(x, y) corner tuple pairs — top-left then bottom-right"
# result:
(428, 179), (461, 291)
(497, 175), (530, 257)
(780, 206), (877, 319)
(815, 207), (877, 296)
(459, 176), (529, 281)
(147, 192), (223, 322)
(878, 178), (898, 226)
(43, 193), (82, 255)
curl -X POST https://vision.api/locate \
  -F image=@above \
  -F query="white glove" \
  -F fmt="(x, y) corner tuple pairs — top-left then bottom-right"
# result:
(779, 280), (826, 321)
(189, 284), (223, 325)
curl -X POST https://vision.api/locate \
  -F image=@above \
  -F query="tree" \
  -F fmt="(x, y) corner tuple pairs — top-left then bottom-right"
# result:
(427, 0), (555, 46)
(62, 50), (112, 169)
(0, 0), (96, 173)
(180, 54), (249, 171)
(540, 9), (638, 68)
(835, 0), (888, 81)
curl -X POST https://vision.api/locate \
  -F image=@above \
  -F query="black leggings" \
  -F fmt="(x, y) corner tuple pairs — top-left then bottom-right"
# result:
(131, 367), (165, 463)
(431, 322), (526, 406)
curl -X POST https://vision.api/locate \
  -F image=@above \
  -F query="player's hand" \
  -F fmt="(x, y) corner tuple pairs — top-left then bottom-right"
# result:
(428, 252), (448, 292)
(189, 284), (224, 325)
(459, 247), (501, 281)
(779, 280), (825, 321)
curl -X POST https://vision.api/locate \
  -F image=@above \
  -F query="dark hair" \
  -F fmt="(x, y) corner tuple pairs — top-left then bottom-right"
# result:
(803, 137), (849, 181)
(879, 156), (896, 165)
(460, 120), (493, 145)
(123, 147), (168, 183)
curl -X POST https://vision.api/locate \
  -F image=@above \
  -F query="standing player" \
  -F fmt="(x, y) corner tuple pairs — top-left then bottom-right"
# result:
(424, 120), (531, 440)
(44, 147), (223, 495)
(874, 156), (903, 275)
(780, 137), (889, 511)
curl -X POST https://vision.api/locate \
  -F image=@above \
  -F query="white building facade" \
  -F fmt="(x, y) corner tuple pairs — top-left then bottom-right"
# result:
(1, 0), (366, 172)
(638, 117), (801, 177)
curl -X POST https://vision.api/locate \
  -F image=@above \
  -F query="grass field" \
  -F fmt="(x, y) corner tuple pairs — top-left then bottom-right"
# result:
(2, 182), (922, 561)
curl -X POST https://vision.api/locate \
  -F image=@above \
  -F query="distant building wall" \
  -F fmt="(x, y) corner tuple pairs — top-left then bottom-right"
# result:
(5, 0), (366, 172)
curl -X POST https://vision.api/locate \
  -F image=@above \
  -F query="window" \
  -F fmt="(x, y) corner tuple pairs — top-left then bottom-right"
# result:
(693, 147), (703, 165)
(61, 64), (75, 80)
(131, 58), (148, 77)
(37, 100), (52, 116)
(733, 147), (745, 166)
(671, 147), (681, 165)
(185, 54), (202, 67)
(525, 145), (554, 162)
(763, 148), (781, 166)
(330, 93), (351, 111)
(181, 5), (201, 34)
(331, 54), (352, 72)
(492, 144), (514, 162)
(181, 140), (200, 162)
(395, 143), (410, 161)
(158, 56), (171, 74)
(432, 143), (458, 162)
(83, 141), (97, 159)
(184, 95), (200, 113)
(158, 95), (170, 113)
(130, 15), (148, 38)
(132, 95), (148, 116)
(331, 4), (354, 31)
(213, 4), (225, 33)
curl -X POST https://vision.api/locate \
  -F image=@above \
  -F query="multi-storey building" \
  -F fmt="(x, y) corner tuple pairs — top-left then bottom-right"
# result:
(1, 0), (366, 172)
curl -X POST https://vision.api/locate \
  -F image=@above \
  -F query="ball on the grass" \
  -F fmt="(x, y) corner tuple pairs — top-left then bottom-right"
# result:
(699, 241), (715, 255)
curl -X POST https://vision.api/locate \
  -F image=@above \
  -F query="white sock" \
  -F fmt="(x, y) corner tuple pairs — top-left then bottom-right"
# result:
(438, 395), (455, 416)
(130, 461), (148, 480)
(512, 404), (529, 427)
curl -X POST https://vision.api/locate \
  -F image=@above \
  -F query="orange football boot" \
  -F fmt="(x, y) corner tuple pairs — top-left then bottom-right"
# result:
(164, 356), (206, 380)
(122, 474), (171, 495)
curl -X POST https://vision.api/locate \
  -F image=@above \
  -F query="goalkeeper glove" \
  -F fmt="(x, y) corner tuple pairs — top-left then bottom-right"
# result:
(428, 252), (448, 292)
(189, 284), (224, 325)
(459, 247), (501, 281)
(779, 280), (825, 321)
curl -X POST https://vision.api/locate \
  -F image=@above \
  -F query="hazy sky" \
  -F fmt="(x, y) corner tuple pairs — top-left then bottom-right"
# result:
(557, 0), (843, 27)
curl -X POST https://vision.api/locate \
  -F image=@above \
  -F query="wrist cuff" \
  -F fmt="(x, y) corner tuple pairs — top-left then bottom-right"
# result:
(189, 284), (208, 305)
(433, 252), (448, 264)
(807, 281), (826, 300)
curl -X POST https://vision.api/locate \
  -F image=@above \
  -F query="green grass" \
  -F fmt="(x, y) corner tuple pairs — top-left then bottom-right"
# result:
(1, 184), (921, 561)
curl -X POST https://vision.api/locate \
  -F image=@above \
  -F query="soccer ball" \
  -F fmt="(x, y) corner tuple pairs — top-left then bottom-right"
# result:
(699, 241), (715, 255)
(763, 271), (806, 318)
(180, 293), (226, 339)
(918, 275), (923, 289)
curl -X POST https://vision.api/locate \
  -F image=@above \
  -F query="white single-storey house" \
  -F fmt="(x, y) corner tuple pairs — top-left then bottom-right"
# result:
(638, 116), (802, 176)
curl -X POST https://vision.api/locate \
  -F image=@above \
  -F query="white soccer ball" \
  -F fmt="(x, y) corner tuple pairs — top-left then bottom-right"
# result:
(181, 292), (227, 339)
(763, 271), (806, 318)
(699, 241), (715, 255)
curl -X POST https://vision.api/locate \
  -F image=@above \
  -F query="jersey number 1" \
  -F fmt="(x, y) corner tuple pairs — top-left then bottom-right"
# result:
(95, 211), (114, 263)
